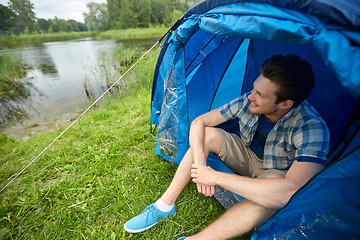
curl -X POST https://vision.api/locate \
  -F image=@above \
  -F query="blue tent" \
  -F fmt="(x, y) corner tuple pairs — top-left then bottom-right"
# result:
(151, 0), (360, 238)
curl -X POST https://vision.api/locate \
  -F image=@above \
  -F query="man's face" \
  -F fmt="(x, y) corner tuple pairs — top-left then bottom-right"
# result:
(247, 74), (282, 120)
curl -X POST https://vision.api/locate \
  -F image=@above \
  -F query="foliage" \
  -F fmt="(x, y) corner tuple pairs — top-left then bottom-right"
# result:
(0, 52), (28, 100)
(37, 18), (52, 33)
(49, 18), (87, 33)
(95, 27), (168, 40)
(1, 0), (204, 36)
(84, 2), (109, 32)
(90, 0), (203, 30)
(0, 0), (87, 36)
(0, 52), (31, 127)
(0, 4), (15, 35)
(106, 0), (187, 29)
(0, 31), (94, 48)
(8, 0), (36, 34)
(0, 27), (167, 49)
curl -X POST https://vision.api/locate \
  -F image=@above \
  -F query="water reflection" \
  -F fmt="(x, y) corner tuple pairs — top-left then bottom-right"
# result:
(1, 38), (158, 138)
(0, 78), (33, 127)
(22, 45), (58, 75)
(0, 50), (34, 127)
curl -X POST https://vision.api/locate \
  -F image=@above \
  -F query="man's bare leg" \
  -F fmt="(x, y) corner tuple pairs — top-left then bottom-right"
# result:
(124, 127), (221, 233)
(187, 174), (284, 239)
(160, 149), (194, 205)
(161, 127), (222, 205)
(123, 148), (198, 233)
(187, 199), (275, 240)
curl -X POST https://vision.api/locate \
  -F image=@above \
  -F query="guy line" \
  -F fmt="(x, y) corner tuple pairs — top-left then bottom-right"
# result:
(0, 40), (160, 194)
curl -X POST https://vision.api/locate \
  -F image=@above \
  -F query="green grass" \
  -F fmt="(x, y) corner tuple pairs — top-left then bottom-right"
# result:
(0, 43), (251, 240)
(0, 28), (168, 49)
(0, 32), (94, 48)
(95, 28), (168, 40)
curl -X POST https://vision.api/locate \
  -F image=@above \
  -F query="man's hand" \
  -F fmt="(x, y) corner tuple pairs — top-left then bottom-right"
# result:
(196, 183), (215, 197)
(191, 163), (218, 196)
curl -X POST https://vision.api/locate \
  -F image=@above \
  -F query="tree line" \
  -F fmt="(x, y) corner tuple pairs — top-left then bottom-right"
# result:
(0, 0), (202, 36)
(0, 0), (87, 35)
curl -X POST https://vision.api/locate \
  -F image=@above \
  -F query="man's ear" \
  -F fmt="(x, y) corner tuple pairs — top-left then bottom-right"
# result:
(279, 100), (294, 110)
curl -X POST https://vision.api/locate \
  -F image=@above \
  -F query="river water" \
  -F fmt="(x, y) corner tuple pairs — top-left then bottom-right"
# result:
(1, 38), (158, 139)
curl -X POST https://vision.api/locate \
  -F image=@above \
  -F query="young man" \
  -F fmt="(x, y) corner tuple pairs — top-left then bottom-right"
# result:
(124, 55), (330, 239)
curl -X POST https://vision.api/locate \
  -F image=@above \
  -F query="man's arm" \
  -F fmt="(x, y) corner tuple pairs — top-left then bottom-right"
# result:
(188, 108), (227, 197)
(191, 160), (324, 208)
(189, 108), (227, 166)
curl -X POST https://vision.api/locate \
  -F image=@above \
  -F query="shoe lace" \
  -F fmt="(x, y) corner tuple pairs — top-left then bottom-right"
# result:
(142, 204), (157, 220)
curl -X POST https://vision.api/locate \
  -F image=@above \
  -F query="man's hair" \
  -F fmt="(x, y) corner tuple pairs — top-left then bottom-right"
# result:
(260, 54), (315, 108)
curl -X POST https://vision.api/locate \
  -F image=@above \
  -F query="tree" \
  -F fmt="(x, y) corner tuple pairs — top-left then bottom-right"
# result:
(107, 0), (121, 29)
(171, 9), (183, 24)
(50, 17), (61, 33)
(132, 0), (152, 28)
(8, 0), (36, 34)
(67, 20), (80, 32)
(84, 2), (109, 32)
(106, 0), (188, 29)
(107, 0), (136, 29)
(0, 4), (15, 35)
(37, 18), (53, 33)
(12, 21), (26, 35)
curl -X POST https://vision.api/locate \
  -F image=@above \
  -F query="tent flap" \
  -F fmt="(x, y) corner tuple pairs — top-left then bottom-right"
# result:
(150, 0), (360, 237)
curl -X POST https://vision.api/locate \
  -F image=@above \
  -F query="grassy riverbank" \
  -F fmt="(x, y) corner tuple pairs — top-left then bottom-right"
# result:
(1, 88), (223, 239)
(94, 27), (168, 40)
(0, 44), (251, 239)
(0, 27), (168, 48)
(0, 31), (94, 48)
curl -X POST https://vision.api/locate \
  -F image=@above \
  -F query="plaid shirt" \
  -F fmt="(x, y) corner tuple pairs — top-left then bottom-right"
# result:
(219, 92), (330, 169)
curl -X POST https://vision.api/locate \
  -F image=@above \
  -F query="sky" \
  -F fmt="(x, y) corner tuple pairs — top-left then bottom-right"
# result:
(0, 0), (107, 22)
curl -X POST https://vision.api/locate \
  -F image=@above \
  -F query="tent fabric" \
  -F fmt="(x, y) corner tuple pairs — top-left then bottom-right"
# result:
(151, 0), (360, 163)
(184, 0), (360, 30)
(150, 0), (360, 238)
(252, 142), (360, 239)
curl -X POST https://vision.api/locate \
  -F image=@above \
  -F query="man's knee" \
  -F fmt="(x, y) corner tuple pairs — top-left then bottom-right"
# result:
(204, 127), (222, 155)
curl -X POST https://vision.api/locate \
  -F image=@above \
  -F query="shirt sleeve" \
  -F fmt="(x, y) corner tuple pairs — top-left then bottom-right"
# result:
(293, 118), (330, 163)
(297, 156), (327, 165)
(219, 95), (247, 120)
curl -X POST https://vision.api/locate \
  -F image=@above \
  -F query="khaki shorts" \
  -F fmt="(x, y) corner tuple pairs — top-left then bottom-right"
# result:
(217, 129), (287, 179)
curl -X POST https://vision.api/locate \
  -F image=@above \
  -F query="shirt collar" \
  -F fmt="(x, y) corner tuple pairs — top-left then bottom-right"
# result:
(273, 101), (306, 130)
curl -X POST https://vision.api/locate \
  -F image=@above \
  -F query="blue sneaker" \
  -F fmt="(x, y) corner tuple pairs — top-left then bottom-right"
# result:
(178, 238), (187, 240)
(124, 203), (176, 233)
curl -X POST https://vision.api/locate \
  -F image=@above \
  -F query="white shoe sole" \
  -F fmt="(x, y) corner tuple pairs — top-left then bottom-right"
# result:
(124, 221), (158, 233)
(123, 213), (176, 233)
